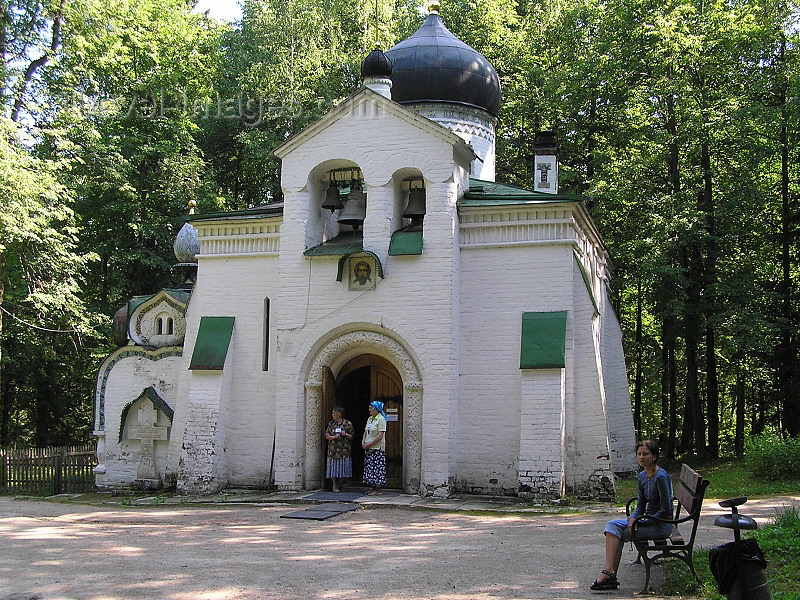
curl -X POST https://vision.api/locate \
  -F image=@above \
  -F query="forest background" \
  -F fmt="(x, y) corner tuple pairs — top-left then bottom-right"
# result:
(0, 0), (798, 461)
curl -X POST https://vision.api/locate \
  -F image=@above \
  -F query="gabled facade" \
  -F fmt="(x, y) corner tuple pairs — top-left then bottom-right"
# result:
(93, 9), (636, 499)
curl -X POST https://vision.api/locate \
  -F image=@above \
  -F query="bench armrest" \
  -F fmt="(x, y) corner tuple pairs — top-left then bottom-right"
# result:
(625, 496), (637, 516)
(630, 512), (696, 536)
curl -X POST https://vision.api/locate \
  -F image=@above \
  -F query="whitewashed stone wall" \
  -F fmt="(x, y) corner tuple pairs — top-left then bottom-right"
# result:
(458, 206), (622, 499)
(566, 259), (615, 500)
(600, 290), (638, 473)
(267, 92), (473, 494)
(94, 348), (181, 488)
(407, 103), (496, 181)
(127, 90), (632, 498)
(166, 239), (280, 493)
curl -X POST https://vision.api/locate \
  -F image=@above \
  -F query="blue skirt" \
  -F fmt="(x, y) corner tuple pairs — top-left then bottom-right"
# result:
(605, 517), (673, 541)
(326, 457), (352, 478)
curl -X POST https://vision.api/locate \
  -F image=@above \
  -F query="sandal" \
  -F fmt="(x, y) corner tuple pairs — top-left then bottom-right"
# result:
(590, 570), (619, 591)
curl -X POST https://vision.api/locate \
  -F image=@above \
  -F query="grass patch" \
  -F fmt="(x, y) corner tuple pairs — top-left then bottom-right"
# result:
(751, 506), (800, 599)
(656, 506), (800, 599)
(699, 460), (800, 499)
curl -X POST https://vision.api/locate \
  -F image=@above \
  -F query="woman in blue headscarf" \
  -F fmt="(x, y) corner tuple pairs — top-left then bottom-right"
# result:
(361, 400), (388, 495)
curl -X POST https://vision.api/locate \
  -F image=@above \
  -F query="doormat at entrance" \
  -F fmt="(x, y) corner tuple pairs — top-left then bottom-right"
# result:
(280, 503), (359, 521)
(302, 491), (364, 502)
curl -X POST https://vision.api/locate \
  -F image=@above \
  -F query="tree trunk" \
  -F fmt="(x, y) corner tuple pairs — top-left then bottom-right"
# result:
(684, 321), (705, 456)
(778, 70), (799, 437)
(11, 0), (65, 122)
(701, 138), (719, 458)
(0, 251), (5, 443)
(752, 388), (766, 436)
(659, 319), (670, 452)
(706, 326), (719, 457)
(634, 277), (643, 437)
(682, 233), (707, 458)
(668, 336), (678, 459)
(735, 371), (745, 458)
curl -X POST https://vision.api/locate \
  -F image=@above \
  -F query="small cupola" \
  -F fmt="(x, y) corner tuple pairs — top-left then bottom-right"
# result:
(361, 46), (393, 99)
(173, 200), (200, 288)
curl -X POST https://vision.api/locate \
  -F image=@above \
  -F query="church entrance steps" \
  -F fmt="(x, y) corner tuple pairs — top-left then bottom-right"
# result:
(302, 490), (364, 502)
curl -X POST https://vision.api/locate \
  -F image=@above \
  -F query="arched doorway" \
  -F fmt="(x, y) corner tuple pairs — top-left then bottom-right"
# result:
(322, 354), (403, 489)
(303, 330), (422, 493)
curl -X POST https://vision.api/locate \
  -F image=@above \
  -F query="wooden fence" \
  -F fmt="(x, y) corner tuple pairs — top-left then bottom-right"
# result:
(0, 444), (97, 495)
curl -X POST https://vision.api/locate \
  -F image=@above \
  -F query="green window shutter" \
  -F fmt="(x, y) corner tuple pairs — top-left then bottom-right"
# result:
(189, 316), (235, 370)
(520, 311), (567, 369)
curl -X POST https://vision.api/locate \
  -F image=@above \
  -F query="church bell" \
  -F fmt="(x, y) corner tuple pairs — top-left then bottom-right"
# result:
(402, 187), (426, 222)
(337, 181), (367, 229)
(322, 183), (343, 212)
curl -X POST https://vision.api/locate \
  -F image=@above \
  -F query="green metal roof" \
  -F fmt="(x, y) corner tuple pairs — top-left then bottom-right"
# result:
(181, 203), (284, 223)
(304, 230), (363, 256)
(388, 225), (423, 255)
(127, 290), (190, 320)
(461, 178), (586, 206)
(189, 316), (235, 370)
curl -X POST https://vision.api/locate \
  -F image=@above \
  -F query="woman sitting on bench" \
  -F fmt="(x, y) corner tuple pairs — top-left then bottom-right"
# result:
(590, 440), (674, 591)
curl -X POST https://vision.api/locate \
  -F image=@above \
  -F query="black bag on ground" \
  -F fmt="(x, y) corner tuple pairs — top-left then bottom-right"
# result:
(709, 539), (768, 594)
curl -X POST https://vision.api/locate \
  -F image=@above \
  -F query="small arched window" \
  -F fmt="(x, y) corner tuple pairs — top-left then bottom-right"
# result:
(155, 312), (172, 337)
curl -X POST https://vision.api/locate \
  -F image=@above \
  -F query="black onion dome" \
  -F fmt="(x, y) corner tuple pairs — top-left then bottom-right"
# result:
(384, 12), (501, 117)
(361, 47), (393, 78)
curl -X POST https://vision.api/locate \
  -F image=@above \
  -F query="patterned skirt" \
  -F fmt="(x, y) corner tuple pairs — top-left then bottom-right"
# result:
(362, 449), (386, 486)
(326, 457), (352, 479)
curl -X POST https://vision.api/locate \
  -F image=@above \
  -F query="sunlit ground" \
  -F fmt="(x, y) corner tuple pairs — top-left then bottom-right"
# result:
(1, 496), (796, 600)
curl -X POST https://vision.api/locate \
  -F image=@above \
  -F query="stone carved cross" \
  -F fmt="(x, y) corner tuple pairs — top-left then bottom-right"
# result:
(128, 404), (169, 480)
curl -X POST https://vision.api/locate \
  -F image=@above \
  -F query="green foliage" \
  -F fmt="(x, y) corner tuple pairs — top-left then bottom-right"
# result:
(746, 435), (800, 481)
(1, 0), (800, 451)
(753, 506), (800, 599)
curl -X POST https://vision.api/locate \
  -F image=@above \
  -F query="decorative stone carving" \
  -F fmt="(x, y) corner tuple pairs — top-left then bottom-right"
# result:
(129, 291), (189, 348)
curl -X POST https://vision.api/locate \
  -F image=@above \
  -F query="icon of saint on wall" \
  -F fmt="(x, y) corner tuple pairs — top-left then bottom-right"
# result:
(349, 256), (376, 290)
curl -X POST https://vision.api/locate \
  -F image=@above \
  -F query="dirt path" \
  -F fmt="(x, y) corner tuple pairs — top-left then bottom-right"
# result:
(1, 496), (796, 600)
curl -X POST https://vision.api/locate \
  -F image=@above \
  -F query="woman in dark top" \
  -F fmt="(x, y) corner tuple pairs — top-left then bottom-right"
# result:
(324, 406), (354, 492)
(590, 440), (674, 591)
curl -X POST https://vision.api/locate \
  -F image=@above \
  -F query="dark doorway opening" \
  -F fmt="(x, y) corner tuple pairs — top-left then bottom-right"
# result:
(323, 354), (403, 490)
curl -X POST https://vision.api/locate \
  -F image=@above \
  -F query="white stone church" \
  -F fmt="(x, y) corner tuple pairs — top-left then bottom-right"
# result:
(93, 7), (636, 500)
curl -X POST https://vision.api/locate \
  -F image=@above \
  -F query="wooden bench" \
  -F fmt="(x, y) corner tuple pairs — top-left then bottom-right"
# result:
(625, 463), (710, 594)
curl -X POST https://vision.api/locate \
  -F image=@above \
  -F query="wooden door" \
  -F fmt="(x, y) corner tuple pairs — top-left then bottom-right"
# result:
(334, 354), (403, 489)
(372, 365), (402, 489)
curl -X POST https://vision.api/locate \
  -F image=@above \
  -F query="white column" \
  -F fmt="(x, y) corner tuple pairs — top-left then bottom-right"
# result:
(362, 182), (393, 266)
